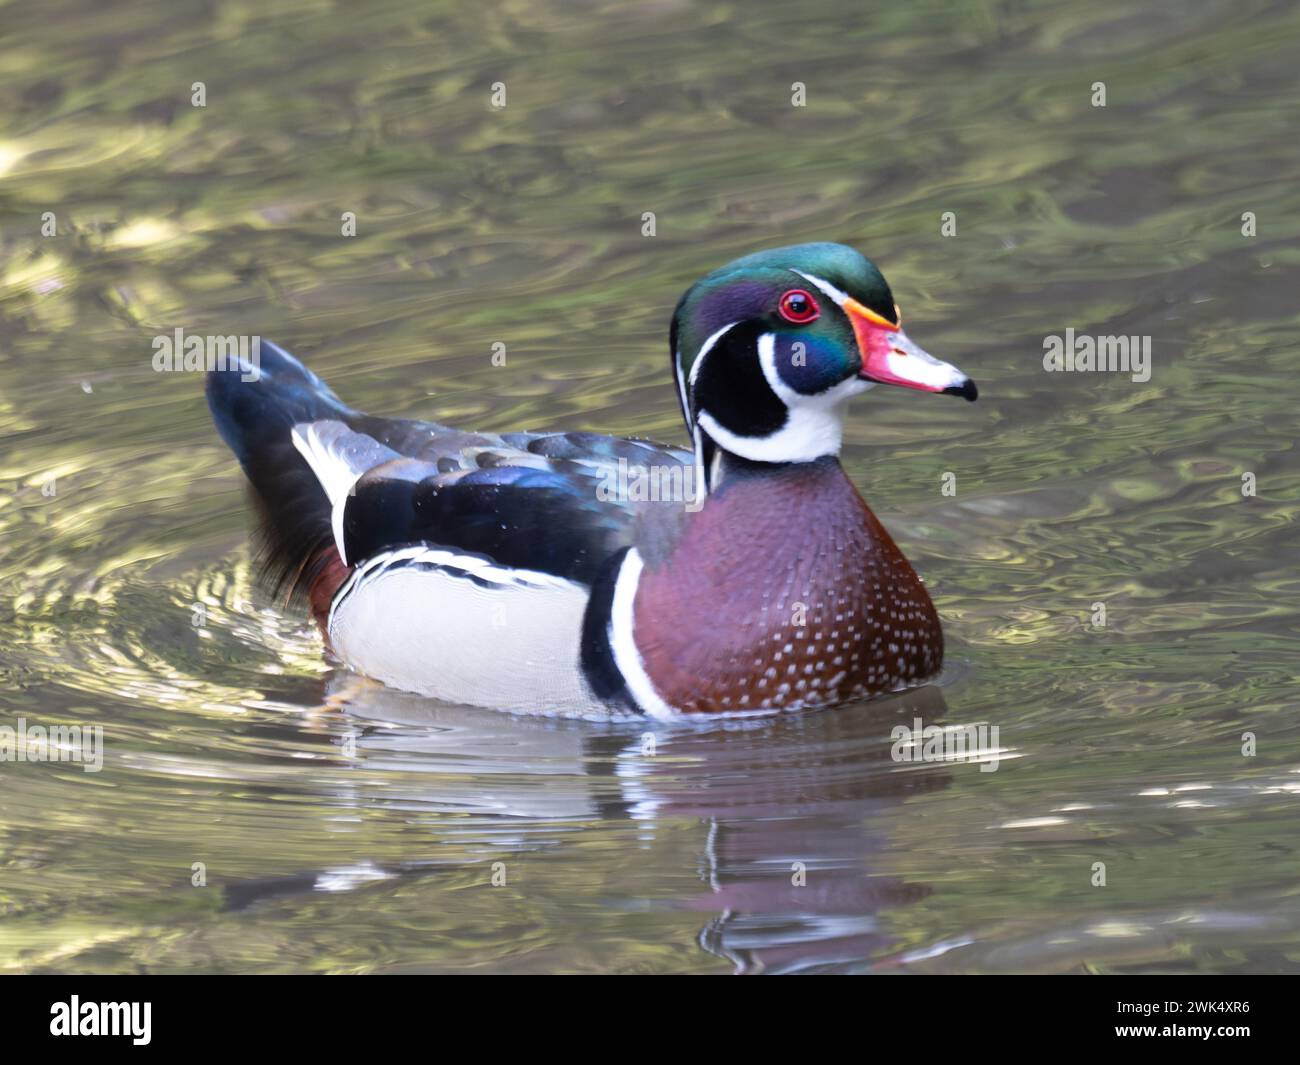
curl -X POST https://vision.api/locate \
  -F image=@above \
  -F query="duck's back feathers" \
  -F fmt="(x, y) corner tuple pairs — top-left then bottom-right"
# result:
(207, 343), (692, 604)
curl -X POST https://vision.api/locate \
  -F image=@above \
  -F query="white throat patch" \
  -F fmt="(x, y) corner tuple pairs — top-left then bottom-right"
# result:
(696, 333), (869, 464)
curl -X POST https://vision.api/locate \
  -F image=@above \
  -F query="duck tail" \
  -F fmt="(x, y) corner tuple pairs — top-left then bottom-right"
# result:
(206, 340), (352, 605)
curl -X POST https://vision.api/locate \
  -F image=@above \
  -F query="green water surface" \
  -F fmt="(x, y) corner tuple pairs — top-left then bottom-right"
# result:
(1, 0), (1298, 973)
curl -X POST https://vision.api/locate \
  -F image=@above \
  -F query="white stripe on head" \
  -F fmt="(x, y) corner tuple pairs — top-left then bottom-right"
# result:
(676, 321), (738, 496)
(686, 322), (740, 394)
(674, 322), (738, 436)
(790, 270), (849, 307)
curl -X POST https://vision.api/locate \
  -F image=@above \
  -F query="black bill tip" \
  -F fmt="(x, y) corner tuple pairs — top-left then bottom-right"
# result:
(944, 378), (978, 402)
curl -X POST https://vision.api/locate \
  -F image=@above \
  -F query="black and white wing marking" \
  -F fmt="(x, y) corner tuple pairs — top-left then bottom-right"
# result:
(290, 416), (692, 585)
(290, 421), (401, 565)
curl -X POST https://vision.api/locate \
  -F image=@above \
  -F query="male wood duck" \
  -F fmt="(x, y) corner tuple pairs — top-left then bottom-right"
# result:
(207, 243), (976, 719)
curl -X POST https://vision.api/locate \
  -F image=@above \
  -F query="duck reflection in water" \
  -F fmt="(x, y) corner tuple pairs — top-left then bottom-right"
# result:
(226, 681), (966, 974)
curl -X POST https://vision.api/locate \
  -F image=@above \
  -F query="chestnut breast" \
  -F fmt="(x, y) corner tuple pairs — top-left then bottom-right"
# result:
(632, 458), (942, 713)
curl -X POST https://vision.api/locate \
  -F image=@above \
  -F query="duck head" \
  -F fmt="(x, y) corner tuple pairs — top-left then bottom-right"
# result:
(671, 242), (976, 485)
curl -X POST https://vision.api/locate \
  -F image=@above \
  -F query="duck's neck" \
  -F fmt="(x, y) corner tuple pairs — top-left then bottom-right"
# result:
(629, 453), (943, 714)
(708, 448), (820, 489)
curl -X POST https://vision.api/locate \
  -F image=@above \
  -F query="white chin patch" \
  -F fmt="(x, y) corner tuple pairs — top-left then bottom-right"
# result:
(696, 333), (866, 464)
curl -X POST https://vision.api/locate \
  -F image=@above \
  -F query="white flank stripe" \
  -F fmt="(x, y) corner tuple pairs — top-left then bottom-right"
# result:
(608, 548), (678, 720)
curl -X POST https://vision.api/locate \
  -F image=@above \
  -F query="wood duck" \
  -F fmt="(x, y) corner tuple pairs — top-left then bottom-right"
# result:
(207, 242), (976, 719)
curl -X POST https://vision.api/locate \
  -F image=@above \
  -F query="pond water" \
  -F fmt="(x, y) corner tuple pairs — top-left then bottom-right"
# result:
(1, 0), (1298, 973)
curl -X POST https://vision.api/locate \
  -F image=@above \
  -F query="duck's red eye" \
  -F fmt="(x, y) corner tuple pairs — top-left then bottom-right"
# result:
(778, 289), (819, 324)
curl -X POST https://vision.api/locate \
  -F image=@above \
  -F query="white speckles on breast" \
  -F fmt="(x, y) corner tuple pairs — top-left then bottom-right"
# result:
(631, 459), (944, 714)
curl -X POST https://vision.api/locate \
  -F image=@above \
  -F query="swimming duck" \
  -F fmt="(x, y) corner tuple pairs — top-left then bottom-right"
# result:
(207, 242), (976, 718)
